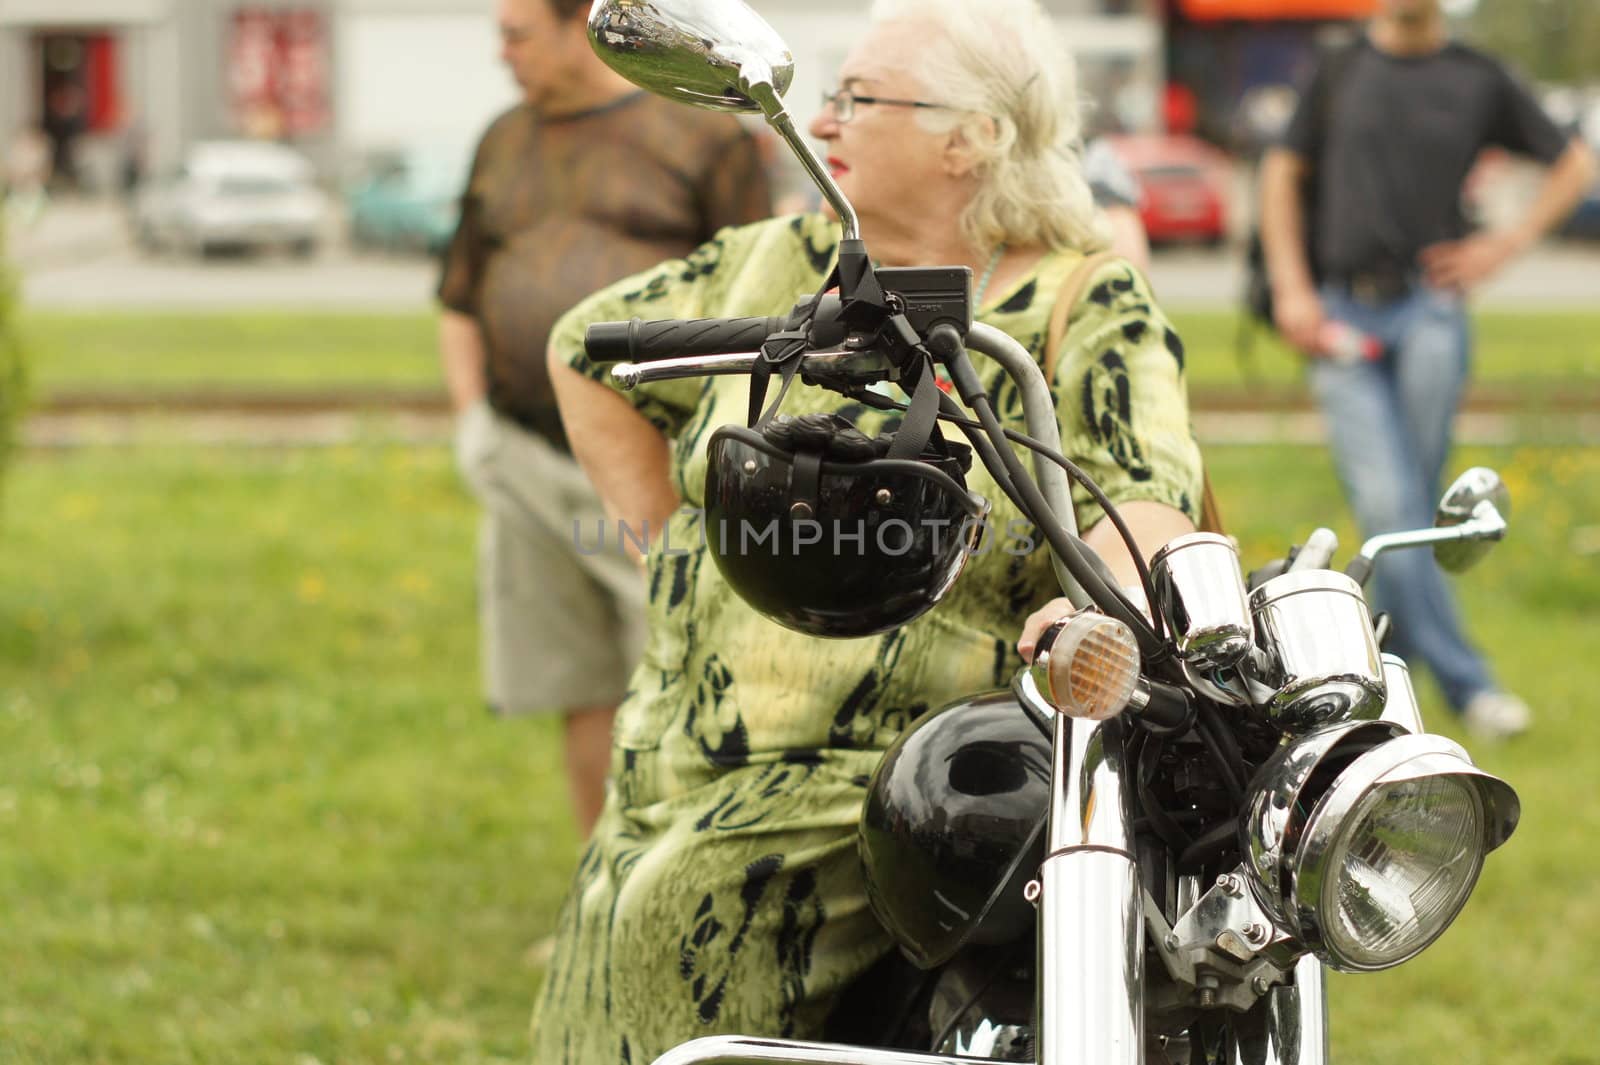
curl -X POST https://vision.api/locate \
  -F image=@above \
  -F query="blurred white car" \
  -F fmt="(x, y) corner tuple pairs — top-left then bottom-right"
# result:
(135, 141), (329, 257)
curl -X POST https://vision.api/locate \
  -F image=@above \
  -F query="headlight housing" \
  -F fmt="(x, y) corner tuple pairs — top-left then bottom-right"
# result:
(1243, 724), (1519, 973)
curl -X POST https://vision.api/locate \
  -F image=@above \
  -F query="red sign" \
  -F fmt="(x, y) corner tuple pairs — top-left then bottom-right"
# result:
(229, 8), (328, 137)
(1178, 0), (1377, 19)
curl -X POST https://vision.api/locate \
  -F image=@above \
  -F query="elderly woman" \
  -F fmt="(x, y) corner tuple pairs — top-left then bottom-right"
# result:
(533, 0), (1203, 1059)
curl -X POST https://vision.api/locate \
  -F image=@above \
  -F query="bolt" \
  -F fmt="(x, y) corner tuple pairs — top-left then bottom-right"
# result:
(742, 459), (758, 475)
(1216, 874), (1242, 896)
(874, 488), (893, 506)
(1198, 988), (1217, 1009)
(1242, 922), (1268, 944)
(1023, 879), (1042, 905)
(1163, 933), (1180, 951)
(1252, 976), (1272, 995)
(790, 501), (814, 520)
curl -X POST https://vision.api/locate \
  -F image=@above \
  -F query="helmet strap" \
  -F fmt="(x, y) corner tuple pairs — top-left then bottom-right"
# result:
(886, 358), (942, 461)
(790, 449), (823, 517)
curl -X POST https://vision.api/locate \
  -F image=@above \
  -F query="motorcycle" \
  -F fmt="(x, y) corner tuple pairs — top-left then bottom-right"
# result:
(577, 2), (1522, 1062)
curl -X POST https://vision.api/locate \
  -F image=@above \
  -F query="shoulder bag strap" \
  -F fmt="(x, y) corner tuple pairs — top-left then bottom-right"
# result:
(1043, 252), (1226, 534)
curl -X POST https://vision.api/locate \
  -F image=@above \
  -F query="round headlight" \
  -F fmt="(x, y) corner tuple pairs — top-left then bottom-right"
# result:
(1310, 773), (1485, 970)
(1290, 740), (1518, 973)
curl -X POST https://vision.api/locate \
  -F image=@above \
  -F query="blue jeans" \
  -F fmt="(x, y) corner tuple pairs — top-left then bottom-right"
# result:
(1309, 283), (1494, 712)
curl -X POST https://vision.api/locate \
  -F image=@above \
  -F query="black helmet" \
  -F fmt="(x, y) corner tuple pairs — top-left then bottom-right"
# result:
(704, 409), (989, 639)
(858, 690), (1052, 969)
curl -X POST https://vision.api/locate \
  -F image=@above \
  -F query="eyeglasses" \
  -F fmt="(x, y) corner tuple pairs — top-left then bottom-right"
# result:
(820, 88), (952, 124)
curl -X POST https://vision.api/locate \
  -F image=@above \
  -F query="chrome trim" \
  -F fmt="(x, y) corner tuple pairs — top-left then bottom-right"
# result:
(1040, 849), (1142, 1065)
(613, 353), (762, 389)
(1149, 532), (1254, 669)
(1250, 570), (1386, 730)
(1047, 712), (1137, 853)
(1284, 528), (1339, 573)
(1040, 712), (1142, 1065)
(1290, 733), (1520, 971)
(1168, 867), (1292, 962)
(1434, 467), (1511, 572)
(1356, 466), (1510, 576)
(1378, 654), (1425, 734)
(1239, 721), (1404, 926)
(1228, 956), (1329, 1065)
(967, 322), (1087, 606)
(750, 84), (860, 241)
(651, 1037), (978, 1065)
(1354, 505), (1507, 575)
(613, 346), (896, 391)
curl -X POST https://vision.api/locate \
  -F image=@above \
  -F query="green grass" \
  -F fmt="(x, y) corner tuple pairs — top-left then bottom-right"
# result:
(15, 310), (1600, 398)
(1172, 310), (1600, 392)
(0, 444), (573, 1064)
(2, 439), (1597, 1063)
(16, 312), (441, 394)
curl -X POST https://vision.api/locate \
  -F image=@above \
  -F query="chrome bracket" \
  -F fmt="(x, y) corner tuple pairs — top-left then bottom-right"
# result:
(1144, 869), (1303, 1014)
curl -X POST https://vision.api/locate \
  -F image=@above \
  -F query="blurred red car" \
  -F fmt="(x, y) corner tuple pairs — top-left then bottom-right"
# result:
(1106, 134), (1232, 247)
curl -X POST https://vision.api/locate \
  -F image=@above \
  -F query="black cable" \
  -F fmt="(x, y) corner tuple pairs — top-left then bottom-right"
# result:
(1135, 734), (1194, 854)
(856, 376), (1167, 647)
(1201, 701), (1250, 787)
(935, 389), (1028, 524)
(965, 391), (1162, 654)
(1193, 709), (1245, 808)
(938, 408), (1165, 644)
(1176, 819), (1240, 870)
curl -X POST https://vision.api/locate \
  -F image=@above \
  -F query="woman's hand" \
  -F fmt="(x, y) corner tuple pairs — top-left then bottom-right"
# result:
(1017, 597), (1075, 663)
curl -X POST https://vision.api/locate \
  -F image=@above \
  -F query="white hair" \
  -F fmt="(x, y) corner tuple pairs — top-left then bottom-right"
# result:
(868, 0), (1109, 256)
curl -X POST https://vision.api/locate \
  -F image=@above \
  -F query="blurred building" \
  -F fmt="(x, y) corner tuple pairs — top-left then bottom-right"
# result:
(0, 0), (514, 191)
(0, 0), (1163, 191)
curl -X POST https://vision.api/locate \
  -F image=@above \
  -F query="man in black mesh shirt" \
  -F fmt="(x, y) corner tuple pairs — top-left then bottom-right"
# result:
(1259, 0), (1594, 740)
(437, 0), (771, 833)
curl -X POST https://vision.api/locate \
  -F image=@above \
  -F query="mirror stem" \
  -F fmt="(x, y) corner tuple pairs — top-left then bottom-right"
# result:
(1345, 502), (1507, 586)
(745, 80), (860, 241)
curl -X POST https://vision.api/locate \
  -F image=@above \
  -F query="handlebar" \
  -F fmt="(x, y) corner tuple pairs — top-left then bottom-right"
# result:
(584, 316), (786, 364)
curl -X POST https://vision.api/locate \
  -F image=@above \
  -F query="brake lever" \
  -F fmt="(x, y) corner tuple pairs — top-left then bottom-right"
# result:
(611, 346), (902, 391)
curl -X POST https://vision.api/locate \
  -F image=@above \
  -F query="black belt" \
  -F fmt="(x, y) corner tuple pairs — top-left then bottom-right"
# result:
(1327, 265), (1417, 304)
(492, 401), (571, 456)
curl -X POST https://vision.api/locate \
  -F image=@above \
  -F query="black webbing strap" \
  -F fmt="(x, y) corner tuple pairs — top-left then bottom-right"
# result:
(886, 357), (942, 461)
(745, 257), (847, 429)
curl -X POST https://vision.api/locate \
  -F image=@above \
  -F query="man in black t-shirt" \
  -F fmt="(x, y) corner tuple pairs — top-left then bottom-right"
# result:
(1259, 0), (1595, 740)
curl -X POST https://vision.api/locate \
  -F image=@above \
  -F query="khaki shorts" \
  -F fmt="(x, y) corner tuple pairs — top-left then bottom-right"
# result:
(455, 401), (647, 716)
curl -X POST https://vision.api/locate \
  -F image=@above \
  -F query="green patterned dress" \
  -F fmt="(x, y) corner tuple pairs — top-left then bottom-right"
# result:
(531, 213), (1203, 1063)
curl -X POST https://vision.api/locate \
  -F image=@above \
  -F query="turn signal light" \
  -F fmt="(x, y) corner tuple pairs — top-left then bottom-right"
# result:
(1031, 611), (1141, 720)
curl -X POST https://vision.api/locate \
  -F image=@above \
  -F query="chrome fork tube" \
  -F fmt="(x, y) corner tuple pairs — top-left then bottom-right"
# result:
(1227, 955), (1329, 1065)
(1039, 712), (1143, 1065)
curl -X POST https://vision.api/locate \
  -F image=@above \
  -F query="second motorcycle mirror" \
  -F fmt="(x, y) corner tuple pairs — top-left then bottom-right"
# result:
(1434, 466), (1510, 573)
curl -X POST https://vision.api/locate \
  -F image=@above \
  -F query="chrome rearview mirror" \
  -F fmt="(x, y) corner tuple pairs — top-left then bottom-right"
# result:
(1433, 466), (1510, 573)
(587, 0), (860, 239)
(1346, 467), (1510, 584)
(586, 0), (793, 115)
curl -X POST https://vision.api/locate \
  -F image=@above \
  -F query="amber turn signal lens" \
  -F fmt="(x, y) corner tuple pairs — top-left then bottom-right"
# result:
(1035, 612), (1141, 720)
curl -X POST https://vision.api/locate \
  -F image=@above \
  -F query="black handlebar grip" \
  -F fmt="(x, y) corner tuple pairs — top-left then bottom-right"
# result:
(584, 316), (785, 363)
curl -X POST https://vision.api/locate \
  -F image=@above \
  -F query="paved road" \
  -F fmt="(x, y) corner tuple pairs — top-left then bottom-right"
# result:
(9, 201), (1600, 312)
